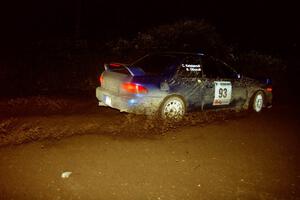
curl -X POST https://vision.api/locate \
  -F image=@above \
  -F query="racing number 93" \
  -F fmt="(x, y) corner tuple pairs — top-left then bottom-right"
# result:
(213, 81), (232, 106)
(218, 88), (228, 98)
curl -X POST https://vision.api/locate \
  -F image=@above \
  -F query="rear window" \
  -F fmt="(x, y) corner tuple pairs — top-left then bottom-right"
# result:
(110, 67), (130, 75)
(106, 63), (131, 75)
(132, 54), (181, 76)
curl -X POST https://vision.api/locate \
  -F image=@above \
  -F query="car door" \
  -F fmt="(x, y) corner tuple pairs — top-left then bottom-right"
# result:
(201, 56), (245, 108)
(168, 55), (205, 109)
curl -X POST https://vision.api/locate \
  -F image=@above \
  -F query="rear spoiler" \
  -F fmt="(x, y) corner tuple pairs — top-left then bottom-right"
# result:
(104, 63), (145, 76)
(104, 63), (127, 71)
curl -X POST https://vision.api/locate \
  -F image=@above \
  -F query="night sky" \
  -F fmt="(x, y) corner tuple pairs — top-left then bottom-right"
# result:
(0, 0), (299, 54)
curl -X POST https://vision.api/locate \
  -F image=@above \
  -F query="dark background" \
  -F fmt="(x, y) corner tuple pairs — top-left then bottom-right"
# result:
(1, 0), (299, 53)
(0, 0), (299, 96)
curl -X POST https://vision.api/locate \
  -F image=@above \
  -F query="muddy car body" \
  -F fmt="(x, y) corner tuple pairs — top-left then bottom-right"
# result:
(96, 52), (272, 119)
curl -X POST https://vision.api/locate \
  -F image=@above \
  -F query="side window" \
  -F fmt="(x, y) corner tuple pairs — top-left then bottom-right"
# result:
(202, 56), (236, 79)
(176, 55), (202, 78)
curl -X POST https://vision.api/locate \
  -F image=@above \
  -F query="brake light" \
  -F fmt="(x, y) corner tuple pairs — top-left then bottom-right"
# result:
(265, 87), (272, 92)
(99, 73), (104, 85)
(122, 82), (148, 94)
(110, 63), (121, 67)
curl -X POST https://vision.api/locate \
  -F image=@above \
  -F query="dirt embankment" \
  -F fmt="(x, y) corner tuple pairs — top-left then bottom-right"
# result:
(0, 100), (299, 200)
(0, 96), (249, 146)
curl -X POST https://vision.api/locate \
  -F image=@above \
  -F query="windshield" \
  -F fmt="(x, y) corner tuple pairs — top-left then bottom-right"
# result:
(131, 54), (181, 76)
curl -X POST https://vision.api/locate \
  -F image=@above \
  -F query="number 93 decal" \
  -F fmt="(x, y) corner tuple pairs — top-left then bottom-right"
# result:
(213, 81), (232, 105)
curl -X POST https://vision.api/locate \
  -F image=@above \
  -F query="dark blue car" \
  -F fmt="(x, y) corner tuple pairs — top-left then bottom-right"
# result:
(96, 52), (272, 119)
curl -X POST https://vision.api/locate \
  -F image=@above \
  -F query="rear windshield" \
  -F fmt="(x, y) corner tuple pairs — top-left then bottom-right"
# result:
(109, 66), (131, 75)
(132, 54), (181, 76)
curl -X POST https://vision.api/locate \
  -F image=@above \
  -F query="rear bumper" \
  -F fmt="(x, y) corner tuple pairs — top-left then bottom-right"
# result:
(96, 87), (163, 115)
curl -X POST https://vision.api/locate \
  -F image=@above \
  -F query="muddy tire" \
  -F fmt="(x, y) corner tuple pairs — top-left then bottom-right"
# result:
(160, 96), (186, 120)
(251, 91), (264, 112)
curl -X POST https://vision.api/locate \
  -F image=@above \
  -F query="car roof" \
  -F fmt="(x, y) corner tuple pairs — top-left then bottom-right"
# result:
(149, 51), (205, 57)
(131, 51), (207, 66)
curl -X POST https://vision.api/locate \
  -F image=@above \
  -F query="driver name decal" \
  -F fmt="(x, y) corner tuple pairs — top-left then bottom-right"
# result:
(181, 64), (201, 72)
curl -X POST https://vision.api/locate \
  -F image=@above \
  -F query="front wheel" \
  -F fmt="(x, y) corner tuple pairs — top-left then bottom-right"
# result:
(251, 91), (264, 112)
(160, 96), (186, 120)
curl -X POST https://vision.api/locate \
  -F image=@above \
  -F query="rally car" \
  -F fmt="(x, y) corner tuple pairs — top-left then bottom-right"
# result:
(96, 52), (272, 119)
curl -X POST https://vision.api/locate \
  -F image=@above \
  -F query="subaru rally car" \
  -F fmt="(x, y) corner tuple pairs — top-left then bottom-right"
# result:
(96, 52), (272, 119)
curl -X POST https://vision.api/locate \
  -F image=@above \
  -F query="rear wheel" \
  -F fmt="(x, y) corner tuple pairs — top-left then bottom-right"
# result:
(160, 96), (186, 120)
(251, 91), (264, 112)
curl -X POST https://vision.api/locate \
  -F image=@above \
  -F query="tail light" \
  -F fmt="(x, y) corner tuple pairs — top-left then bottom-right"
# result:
(265, 87), (272, 92)
(122, 82), (148, 94)
(99, 73), (104, 85)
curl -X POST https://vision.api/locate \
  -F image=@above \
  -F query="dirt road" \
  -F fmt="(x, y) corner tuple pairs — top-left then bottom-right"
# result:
(0, 99), (299, 199)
